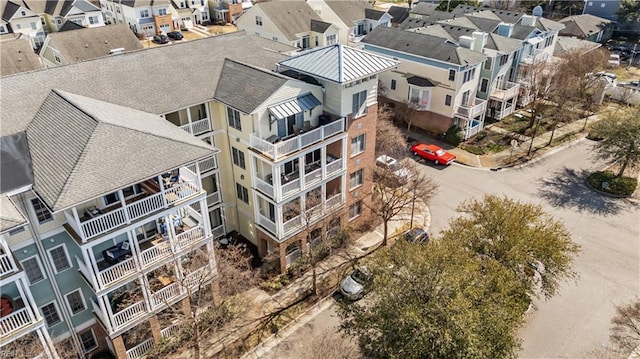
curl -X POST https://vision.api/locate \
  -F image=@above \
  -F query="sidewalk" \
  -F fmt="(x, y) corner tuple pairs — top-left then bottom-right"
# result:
(175, 201), (431, 359)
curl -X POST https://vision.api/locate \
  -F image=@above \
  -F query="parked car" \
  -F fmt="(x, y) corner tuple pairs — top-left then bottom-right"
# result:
(376, 155), (410, 181)
(402, 228), (429, 244)
(339, 267), (371, 301)
(152, 34), (169, 44)
(608, 54), (620, 68)
(410, 143), (456, 165)
(167, 31), (183, 40)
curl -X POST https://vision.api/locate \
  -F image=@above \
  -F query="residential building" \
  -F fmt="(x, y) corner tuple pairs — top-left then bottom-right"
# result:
(39, 24), (143, 68)
(582, 0), (620, 22)
(362, 26), (487, 139)
(23, 0), (105, 33)
(0, 34), (43, 75)
(559, 13), (615, 43)
(236, 1), (339, 49)
(209, 0), (252, 24)
(0, 0), (46, 49)
(554, 35), (602, 57)
(100, 0), (173, 37)
(387, 5), (410, 28)
(169, 0), (210, 29)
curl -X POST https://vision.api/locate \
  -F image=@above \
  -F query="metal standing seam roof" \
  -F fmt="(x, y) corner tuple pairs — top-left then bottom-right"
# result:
(277, 44), (400, 84)
(0, 194), (27, 233)
(268, 93), (322, 120)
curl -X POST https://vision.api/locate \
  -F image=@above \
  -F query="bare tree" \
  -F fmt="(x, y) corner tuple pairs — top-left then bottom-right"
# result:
(376, 104), (408, 159)
(284, 330), (361, 359)
(610, 298), (640, 354)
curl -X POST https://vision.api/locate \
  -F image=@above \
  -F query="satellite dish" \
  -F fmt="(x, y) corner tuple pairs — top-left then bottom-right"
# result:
(532, 5), (543, 17)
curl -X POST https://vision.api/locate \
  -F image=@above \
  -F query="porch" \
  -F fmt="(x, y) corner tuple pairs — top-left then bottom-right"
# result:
(0, 279), (42, 341)
(455, 98), (487, 120)
(489, 82), (520, 101)
(0, 243), (18, 279)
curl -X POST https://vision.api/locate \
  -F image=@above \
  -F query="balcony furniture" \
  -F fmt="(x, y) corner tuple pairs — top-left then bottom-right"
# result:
(266, 135), (280, 144)
(157, 275), (173, 286)
(0, 295), (14, 317)
(85, 206), (104, 218)
(103, 242), (132, 265)
(326, 154), (337, 163)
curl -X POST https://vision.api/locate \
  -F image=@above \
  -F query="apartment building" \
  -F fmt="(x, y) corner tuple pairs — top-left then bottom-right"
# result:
(208, 0), (252, 24)
(169, 0), (210, 29)
(0, 32), (397, 357)
(0, 0), (46, 49)
(100, 0), (173, 36)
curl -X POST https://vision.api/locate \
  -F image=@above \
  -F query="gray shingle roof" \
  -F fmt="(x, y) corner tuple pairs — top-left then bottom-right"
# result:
(535, 16), (565, 32)
(324, 0), (372, 25)
(409, 24), (455, 41)
(277, 43), (399, 84)
(487, 32), (521, 52)
(554, 36), (602, 56)
(310, 19), (332, 33)
(41, 24), (143, 64)
(407, 75), (434, 87)
(387, 6), (409, 25)
(559, 14), (613, 38)
(0, 36), (43, 76)
(437, 16), (479, 30)
(409, 2), (437, 16)
(510, 24), (536, 40)
(465, 16), (500, 32)
(2, 0), (21, 21)
(362, 26), (486, 65)
(27, 89), (215, 211)
(251, 1), (321, 41)
(214, 59), (288, 114)
(365, 8), (385, 20)
(399, 17), (437, 30)
(0, 32), (295, 137)
(0, 194), (26, 233)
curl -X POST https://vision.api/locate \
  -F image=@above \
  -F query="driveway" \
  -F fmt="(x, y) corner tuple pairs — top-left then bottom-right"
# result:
(258, 139), (639, 358)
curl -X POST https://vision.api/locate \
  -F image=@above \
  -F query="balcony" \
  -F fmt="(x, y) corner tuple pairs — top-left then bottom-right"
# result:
(126, 338), (153, 359)
(149, 281), (182, 309)
(0, 251), (18, 278)
(521, 49), (549, 65)
(490, 82), (520, 101)
(186, 156), (217, 175)
(64, 167), (202, 242)
(0, 307), (36, 339)
(250, 117), (345, 161)
(179, 118), (212, 136)
(455, 98), (487, 120)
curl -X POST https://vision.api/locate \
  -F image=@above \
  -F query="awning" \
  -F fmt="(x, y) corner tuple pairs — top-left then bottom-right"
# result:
(407, 75), (435, 87)
(268, 93), (321, 120)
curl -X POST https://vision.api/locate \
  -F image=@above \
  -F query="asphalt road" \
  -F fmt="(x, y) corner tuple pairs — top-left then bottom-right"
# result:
(259, 139), (640, 358)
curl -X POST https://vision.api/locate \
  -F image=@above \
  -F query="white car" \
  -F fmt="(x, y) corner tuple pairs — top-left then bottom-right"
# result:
(339, 267), (371, 301)
(608, 54), (620, 68)
(376, 155), (410, 181)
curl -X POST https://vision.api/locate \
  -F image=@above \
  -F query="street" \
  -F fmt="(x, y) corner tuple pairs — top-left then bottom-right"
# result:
(259, 139), (640, 358)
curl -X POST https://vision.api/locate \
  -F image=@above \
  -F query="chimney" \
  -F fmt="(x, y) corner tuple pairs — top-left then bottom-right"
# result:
(520, 14), (536, 27)
(497, 23), (514, 38)
(459, 35), (473, 49)
(472, 31), (487, 52)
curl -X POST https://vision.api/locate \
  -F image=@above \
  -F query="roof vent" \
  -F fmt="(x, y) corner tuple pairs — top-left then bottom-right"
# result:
(104, 40), (108, 44)
(85, 44), (89, 48)
(108, 48), (125, 55)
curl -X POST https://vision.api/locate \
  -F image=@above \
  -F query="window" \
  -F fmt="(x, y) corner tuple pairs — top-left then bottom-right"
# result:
(600, 2), (605, 7)
(463, 68), (476, 83)
(350, 169), (364, 189)
(231, 147), (245, 169)
(326, 34), (336, 45)
(272, 36), (278, 41)
(448, 69), (455, 81)
(484, 57), (492, 70)
(141, 9), (149, 17)
(158, 8), (167, 16)
(65, 290), (86, 315)
(499, 54), (509, 66)
(236, 183), (249, 204)
(104, 192), (119, 205)
(21, 256), (45, 284)
(31, 198), (52, 224)
(349, 201), (362, 220)
(88, 16), (98, 25)
(390, 79), (396, 90)
(351, 134), (366, 156)
(255, 16), (262, 26)
(48, 245), (71, 273)
(315, 35), (319, 47)
(79, 329), (98, 353)
(480, 78), (489, 93)
(445, 94), (452, 106)
(0, 26), (6, 33)
(30, 22), (36, 30)
(41, 302), (62, 327)
(8, 226), (25, 235)
(409, 87), (430, 110)
(15, 24), (21, 29)
(227, 107), (241, 130)
(352, 90), (367, 118)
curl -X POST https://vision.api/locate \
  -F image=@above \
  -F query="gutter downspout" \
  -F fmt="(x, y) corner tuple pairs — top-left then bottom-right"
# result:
(18, 193), (84, 356)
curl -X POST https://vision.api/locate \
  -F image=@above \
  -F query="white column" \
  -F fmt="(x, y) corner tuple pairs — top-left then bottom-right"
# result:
(118, 189), (130, 224)
(16, 277), (38, 320)
(86, 248), (99, 288)
(100, 295), (114, 333)
(273, 164), (282, 202)
(321, 147), (327, 180)
(71, 207), (86, 242)
(37, 328), (59, 359)
(157, 175), (168, 208)
(126, 231), (142, 270)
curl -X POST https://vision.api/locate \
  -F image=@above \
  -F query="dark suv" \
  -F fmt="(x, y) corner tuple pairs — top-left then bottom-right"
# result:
(152, 34), (169, 44)
(167, 31), (183, 40)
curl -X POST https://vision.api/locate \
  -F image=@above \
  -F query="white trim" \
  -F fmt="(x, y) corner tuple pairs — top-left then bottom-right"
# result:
(10, 236), (35, 251)
(46, 243), (72, 274)
(78, 327), (99, 353)
(39, 227), (66, 240)
(20, 254), (47, 285)
(64, 288), (87, 316)
(73, 318), (97, 332)
(40, 300), (63, 328)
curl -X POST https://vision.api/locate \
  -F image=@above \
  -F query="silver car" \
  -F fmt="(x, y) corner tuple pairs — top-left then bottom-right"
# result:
(339, 267), (371, 301)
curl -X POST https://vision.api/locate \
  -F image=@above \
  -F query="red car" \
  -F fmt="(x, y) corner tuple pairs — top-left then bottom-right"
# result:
(410, 143), (456, 165)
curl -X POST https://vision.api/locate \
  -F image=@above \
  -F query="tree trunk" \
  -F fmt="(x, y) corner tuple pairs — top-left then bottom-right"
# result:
(311, 262), (317, 295)
(527, 117), (541, 156)
(382, 220), (389, 247)
(547, 123), (556, 146)
(617, 159), (629, 177)
(194, 322), (201, 359)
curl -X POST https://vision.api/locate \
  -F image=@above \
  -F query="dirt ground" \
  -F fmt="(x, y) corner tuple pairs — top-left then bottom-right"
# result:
(609, 64), (640, 82)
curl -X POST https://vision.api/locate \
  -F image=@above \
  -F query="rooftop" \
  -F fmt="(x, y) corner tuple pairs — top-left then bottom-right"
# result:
(0, 35), (43, 76)
(249, 1), (322, 41)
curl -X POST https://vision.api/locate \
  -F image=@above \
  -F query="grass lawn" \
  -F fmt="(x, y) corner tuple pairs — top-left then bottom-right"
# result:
(608, 65), (640, 82)
(460, 130), (512, 155)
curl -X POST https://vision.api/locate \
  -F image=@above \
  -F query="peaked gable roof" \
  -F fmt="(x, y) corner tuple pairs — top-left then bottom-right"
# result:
(310, 19), (332, 33)
(324, 0), (373, 25)
(559, 14), (611, 39)
(252, 1), (322, 41)
(410, 2), (438, 16)
(554, 35), (602, 56)
(365, 8), (385, 20)
(277, 43), (399, 84)
(0, 36), (43, 76)
(0, 194), (26, 233)
(387, 6), (409, 25)
(214, 59), (289, 114)
(27, 89), (215, 211)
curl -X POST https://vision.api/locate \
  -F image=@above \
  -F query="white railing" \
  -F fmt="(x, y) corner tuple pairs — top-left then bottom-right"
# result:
(206, 191), (221, 207)
(522, 49), (548, 65)
(126, 338), (153, 359)
(81, 208), (127, 240)
(184, 267), (210, 289)
(199, 156), (217, 173)
(212, 224), (225, 238)
(64, 211), (82, 238)
(187, 205), (203, 222)
(456, 98), (487, 119)
(282, 179), (300, 197)
(258, 214), (277, 234)
(250, 117), (345, 160)
(283, 215), (301, 234)
(113, 300), (147, 331)
(304, 167), (322, 185)
(326, 158), (343, 177)
(0, 307), (33, 336)
(305, 205), (323, 222)
(127, 193), (164, 221)
(160, 324), (181, 338)
(191, 118), (211, 135)
(98, 257), (137, 288)
(326, 193), (343, 210)
(174, 226), (205, 251)
(490, 82), (520, 101)
(76, 256), (97, 288)
(165, 182), (199, 205)
(139, 241), (172, 267)
(0, 253), (17, 277)
(254, 177), (274, 197)
(150, 282), (182, 309)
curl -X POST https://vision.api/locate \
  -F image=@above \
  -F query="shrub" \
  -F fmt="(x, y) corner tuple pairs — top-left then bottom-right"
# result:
(444, 125), (463, 146)
(587, 171), (637, 196)
(259, 274), (290, 292)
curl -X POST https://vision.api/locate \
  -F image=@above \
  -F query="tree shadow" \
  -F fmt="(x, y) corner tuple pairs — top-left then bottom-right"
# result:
(537, 167), (637, 216)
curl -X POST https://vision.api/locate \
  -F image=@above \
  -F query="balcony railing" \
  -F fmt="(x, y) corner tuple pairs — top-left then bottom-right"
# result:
(183, 266), (211, 289)
(126, 338), (153, 359)
(212, 224), (225, 238)
(206, 191), (221, 207)
(179, 118), (211, 136)
(326, 158), (343, 177)
(521, 49), (549, 65)
(255, 177), (274, 197)
(258, 214), (277, 234)
(0, 307), (34, 337)
(112, 300), (147, 332)
(455, 98), (487, 119)
(174, 226), (206, 251)
(283, 215), (302, 235)
(250, 117), (345, 160)
(139, 241), (172, 267)
(0, 253), (17, 277)
(187, 156), (217, 175)
(304, 167), (322, 185)
(326, 193), (343, 210)
(161, 324), (180, 338)
(150, 282), (182, 309)
(282, 178), (301, 198)
(97, 257), (137, 288)
(490, 82), (520, 101)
